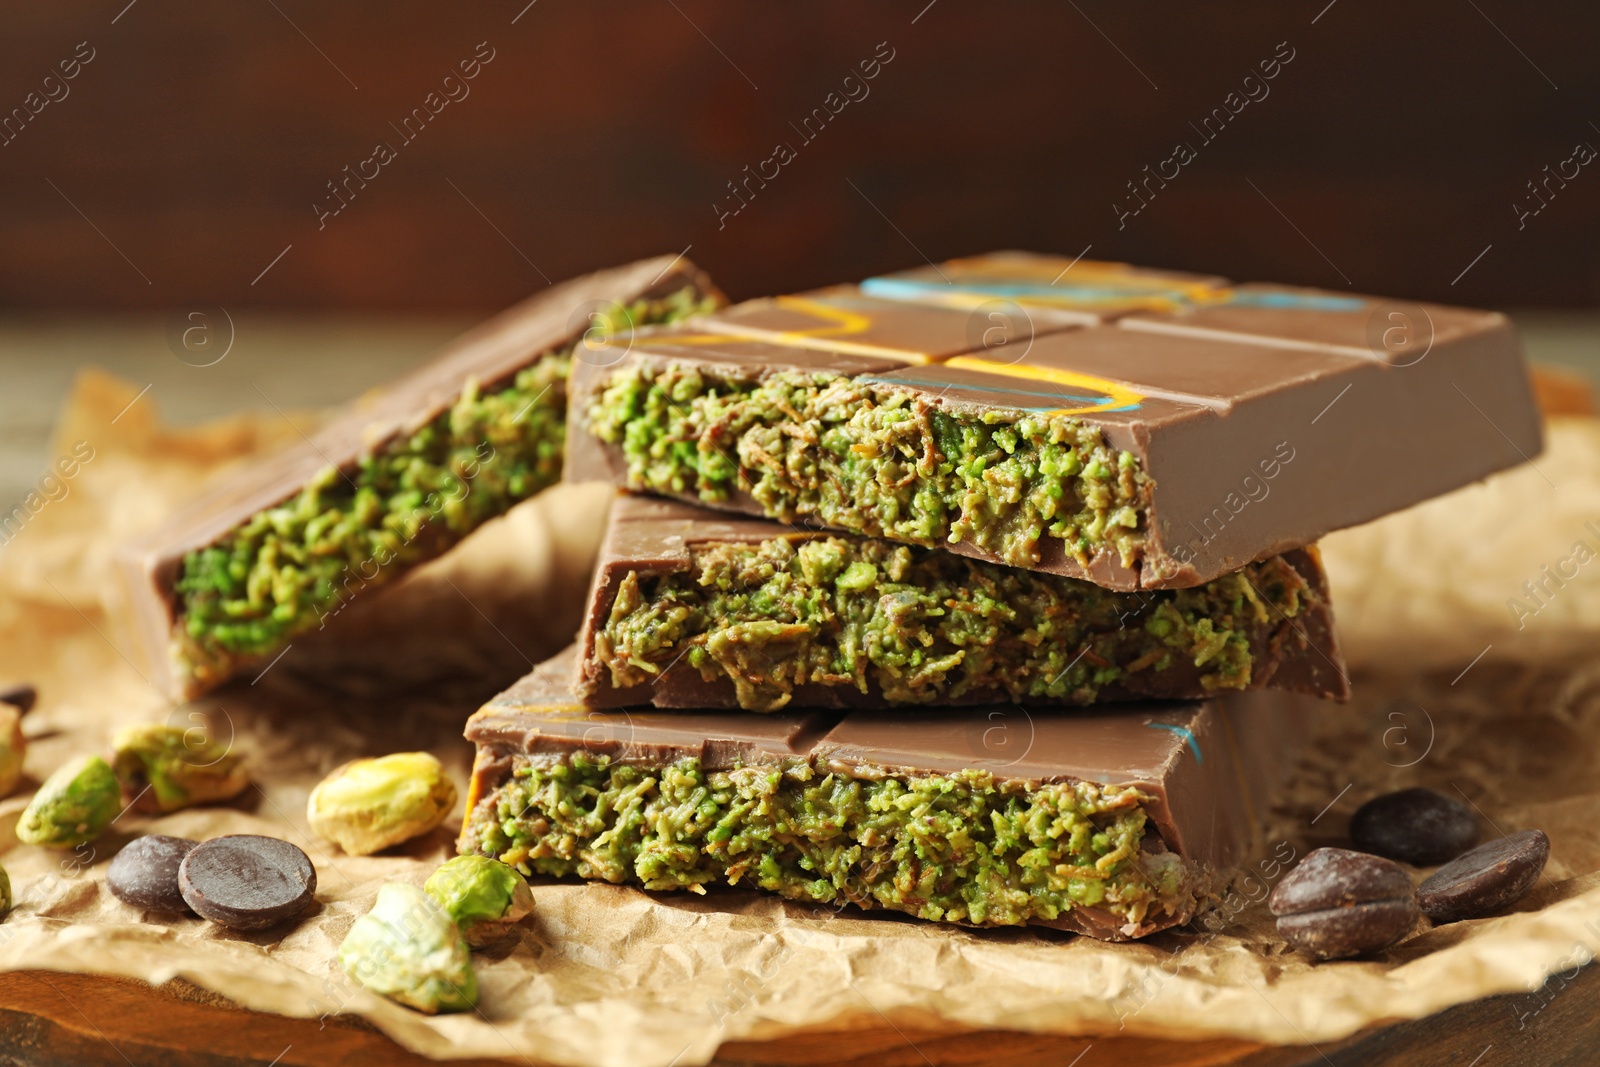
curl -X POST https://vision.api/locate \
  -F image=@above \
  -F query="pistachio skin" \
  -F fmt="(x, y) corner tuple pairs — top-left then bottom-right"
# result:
(425, 855), (534, 947)
(16, 755), (122, 848)
(111, 724), (249, 814)
(307, 752), (457, 856)
(338, 882), (477, 1014)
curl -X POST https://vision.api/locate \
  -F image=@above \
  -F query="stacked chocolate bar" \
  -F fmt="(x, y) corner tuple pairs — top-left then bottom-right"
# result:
(457, 253), (1542, 939)
(115, 255), (722, 700)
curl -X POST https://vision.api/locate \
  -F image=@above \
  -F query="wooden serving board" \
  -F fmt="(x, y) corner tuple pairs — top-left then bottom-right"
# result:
(0, 966), (1591, 1067)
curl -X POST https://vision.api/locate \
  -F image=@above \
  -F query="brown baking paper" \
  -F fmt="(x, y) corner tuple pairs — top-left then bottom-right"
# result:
(1, 370), (1598, 1066)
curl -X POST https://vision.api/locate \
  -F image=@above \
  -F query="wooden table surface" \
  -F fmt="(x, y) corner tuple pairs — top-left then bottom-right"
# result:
(2, 317), (1597, 1066)
(0, 965), (1593, 1067)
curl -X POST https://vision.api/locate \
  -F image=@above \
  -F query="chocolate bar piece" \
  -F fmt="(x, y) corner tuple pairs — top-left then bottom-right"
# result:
(459, 648), (1317, 940)
(566, 252), (1540, 590)
(575, 494), (1346, 711)
(115, 256), (722, 700)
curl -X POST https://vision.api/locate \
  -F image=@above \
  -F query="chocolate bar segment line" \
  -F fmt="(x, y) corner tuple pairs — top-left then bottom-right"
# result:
(113, 255), (722, 701)
(461, 648), (1318, 941)
(565, 250), (1540, 590)
(699, 285), (1081, 362)
(572, 493), (1348, 711)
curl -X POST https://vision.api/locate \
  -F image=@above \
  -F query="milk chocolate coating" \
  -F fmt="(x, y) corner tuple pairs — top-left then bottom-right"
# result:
(462, 647), (1319, 941)
(112, 255), (722, 700)
(565, 251), (1541, 591)
(573, 493), (1348, 709)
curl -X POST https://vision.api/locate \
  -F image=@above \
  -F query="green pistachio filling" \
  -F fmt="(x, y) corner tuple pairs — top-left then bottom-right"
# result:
(173, 287), (714, 686)
(585, 364), (1151, 570)
(461, 752), (1190, 928)
(599, 535), (1313, 711)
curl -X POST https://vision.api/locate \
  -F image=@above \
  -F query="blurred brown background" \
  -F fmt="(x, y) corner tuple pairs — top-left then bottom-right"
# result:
(2, 1), (1597, 504)
(1, 0), (1596, 312)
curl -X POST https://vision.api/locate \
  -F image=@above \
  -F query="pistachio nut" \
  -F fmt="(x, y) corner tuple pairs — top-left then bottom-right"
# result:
(339, 882), (477, 1014)
(0, 705), (26, 800)
(111, 723), (249, 814)
(16, 755), (121, 848)
(0, 862), (10, 918)
(424, 855), (534, 947)
(307, 752), (457, 856)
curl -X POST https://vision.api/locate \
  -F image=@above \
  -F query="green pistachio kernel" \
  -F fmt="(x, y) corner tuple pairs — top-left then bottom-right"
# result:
(424, 855), (534, 947)
(16, 755), (121, 848)
(110, 723), (249, 814)
(339, 882), (477, 1014)
(308, 752), (457, 856)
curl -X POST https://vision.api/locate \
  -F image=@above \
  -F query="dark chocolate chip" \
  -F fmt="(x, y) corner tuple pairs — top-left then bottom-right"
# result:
(106, 835), (199, 914)
(178, 834), (317, 930)
(1269, 847), (1418, 959)
(1269, 847), (1413, 915)
(1275, 899), (1420, 961)
(1349, 788), (1478, 866)
(1418, 829), (1549, 924)
(0, 684), (36, 714)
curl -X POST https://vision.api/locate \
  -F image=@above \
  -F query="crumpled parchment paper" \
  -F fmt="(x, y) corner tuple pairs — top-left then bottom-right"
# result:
(0, 369), (1597, 1067)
